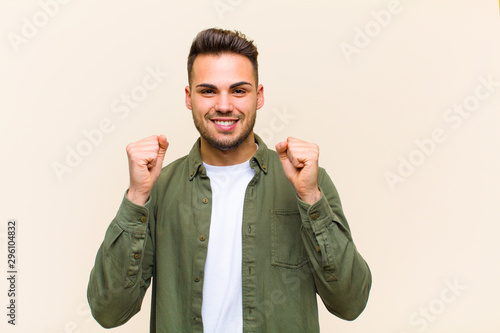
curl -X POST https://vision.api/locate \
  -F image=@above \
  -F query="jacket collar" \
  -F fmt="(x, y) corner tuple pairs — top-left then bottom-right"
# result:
(188, 134), (269, 180)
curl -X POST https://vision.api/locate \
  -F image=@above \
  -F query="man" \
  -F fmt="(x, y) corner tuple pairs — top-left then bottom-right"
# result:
(87, 28), (371, 332)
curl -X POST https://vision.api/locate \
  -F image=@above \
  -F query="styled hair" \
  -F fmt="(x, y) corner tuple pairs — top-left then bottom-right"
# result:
(187, 28), (259, 85)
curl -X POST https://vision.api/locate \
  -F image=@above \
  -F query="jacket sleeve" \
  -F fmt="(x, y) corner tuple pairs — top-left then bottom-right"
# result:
(87, 191), (155, 328)
(297, 169), (372, 321)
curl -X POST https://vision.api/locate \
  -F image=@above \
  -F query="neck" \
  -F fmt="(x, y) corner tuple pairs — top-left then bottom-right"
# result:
(200, 133), (257, 166)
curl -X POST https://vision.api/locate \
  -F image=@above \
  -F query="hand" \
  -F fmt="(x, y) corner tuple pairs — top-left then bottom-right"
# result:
(275, 137), (321, 205)
(126, 135), (169, 205)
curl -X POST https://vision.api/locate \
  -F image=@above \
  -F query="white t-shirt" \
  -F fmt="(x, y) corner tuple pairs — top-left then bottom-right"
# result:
(201, 159), (255, 333)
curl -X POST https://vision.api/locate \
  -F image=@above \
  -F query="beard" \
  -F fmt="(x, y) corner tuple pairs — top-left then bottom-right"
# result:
(193, 111), (256, 151)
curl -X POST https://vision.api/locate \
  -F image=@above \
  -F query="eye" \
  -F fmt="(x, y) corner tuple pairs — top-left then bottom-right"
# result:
(201, 89), (215, 94)
(233, 89), (246, 95)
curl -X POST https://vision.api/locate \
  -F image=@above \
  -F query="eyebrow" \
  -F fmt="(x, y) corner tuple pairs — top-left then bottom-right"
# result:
(195, 81), (253, 89)
(230, 81), (252, 89)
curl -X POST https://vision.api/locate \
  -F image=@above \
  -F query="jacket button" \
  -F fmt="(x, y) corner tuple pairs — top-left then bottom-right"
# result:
(202, 198), (209, 204)
(134, 253), (141, 259)
(311, 213), (319, 220)
(194, 276), (201, 282)
(199, 235), (206, 242)
(139, 216), (147, 223)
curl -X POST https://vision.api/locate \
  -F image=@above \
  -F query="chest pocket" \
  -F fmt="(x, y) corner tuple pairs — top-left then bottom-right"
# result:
(271, 209), (309, 269)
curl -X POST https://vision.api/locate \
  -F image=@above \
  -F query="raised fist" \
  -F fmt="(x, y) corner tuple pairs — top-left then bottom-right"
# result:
(126, 135), (169, 205)
(276, 137), (321, 205)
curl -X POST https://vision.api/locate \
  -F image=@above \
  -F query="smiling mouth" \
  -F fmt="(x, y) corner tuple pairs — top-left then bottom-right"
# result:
(211, 119), (239, 131)
(213, 120), (237, 126)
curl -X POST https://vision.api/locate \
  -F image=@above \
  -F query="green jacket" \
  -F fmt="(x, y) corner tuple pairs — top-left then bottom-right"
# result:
(87, 135), (371, 332)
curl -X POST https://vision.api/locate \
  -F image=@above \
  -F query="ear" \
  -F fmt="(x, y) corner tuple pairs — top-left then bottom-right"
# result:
(256, 84), (264, 110)
(185, 85), (192, 110)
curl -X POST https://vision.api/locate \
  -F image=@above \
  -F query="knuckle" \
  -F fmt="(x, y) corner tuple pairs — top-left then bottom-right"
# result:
(126, 143), (135, 154)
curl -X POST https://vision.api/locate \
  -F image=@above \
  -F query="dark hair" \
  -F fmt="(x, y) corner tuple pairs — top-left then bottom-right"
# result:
(187, 28), (259, 85)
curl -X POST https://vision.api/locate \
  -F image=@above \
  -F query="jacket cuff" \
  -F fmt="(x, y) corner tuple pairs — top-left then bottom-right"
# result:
(114, 190), (151, 235)
(297, 188), (341, 233)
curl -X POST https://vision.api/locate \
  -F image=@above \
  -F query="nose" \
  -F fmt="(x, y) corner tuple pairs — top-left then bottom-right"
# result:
(215, 92), (233, 113)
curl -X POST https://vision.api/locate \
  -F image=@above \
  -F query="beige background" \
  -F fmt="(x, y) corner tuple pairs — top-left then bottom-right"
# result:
(1, 0), (499, 332)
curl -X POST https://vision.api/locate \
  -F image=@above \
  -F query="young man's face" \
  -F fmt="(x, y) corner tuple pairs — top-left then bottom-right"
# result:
(185, 53), (264, 151)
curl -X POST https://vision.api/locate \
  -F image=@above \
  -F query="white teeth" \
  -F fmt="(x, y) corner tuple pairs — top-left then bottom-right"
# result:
(214, 120), (236, 126)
